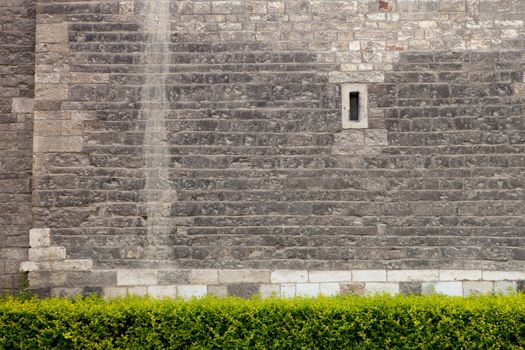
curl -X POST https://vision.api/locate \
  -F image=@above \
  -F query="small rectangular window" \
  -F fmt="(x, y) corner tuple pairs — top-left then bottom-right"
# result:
(349, 92), (359, 121)
(341, 84), (368, 129)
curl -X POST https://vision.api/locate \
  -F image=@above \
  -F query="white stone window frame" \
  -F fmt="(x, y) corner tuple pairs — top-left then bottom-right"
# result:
(341, 83), (368, 129)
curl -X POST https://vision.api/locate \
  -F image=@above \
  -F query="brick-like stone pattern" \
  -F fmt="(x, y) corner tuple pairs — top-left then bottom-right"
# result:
(22, 265), (525, 298)
(0, 0), (35, 291)
(24, 0), (525, 292)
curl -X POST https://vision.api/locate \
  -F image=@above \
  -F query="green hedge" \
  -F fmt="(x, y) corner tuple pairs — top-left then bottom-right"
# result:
(1, 294), (525, 349)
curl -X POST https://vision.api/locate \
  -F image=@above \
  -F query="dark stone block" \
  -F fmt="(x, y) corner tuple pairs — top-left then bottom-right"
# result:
(227, 283), (260, 298)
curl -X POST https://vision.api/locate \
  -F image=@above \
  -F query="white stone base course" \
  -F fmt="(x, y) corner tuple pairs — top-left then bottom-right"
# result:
(97, 268), (525, 299)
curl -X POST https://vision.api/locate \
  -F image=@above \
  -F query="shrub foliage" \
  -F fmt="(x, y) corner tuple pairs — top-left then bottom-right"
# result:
(1, 294), (525, 349)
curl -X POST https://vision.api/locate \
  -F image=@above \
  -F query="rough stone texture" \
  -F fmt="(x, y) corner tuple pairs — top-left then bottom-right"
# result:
(0, 0), (35, 292)
(4, 0), (525, 292)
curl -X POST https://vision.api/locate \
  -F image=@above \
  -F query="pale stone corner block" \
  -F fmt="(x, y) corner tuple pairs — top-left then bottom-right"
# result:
(51, 259), (93, 271)
(281, 283), (296, 297)
(365, 282), (399, 295)
(29, 228), (51, 248)
(260, 284), (280, 298)
(36, 23), (69, 43)
(117, 269), (158, 286)
(422, 282), (463, 296)
(35, 84), (68, 101)
(20, 261), (40, 272)
(387, 270), (439, 282)
(178, 285), (207, 299)
(309, 271), (351, 283)
(271, 270), (308, 283)
(104, 287), (128, 299)
(219, 269), (271, 284)
(296, 283), (320, 297)
(189, 269), (218, 284)
(148, 285), (177, 298)
(320, 283), (340, 296)
(463, 281), (493, 296)
(352, 270), (387, 282)
(11, 98), (34, 114)
(34, 136), (83, 153)
(482, 271), (525, 281)
(28, 247), (66, 261)
(439, 270), (482, 281)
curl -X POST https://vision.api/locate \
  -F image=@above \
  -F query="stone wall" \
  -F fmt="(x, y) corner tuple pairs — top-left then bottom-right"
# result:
(0, 0), (35, 291)
(20, 0), (525, 296)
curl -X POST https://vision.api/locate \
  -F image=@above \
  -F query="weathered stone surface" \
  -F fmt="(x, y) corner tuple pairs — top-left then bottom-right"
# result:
(439, 270), (482, 281)
(116, 269), (158, 286)
(272, 270), (308, 283)
(29, 229), (51, 248)
(309, 271), (352, 283)
(227, 283), (260, 298)
(28, 247), (66, 261)
(219, 270), (270, 284)
(4, 0), (525, 294)
(353, 270), (387, 282)
(178, 285), (207, 299)
(148, 285), (177, 298)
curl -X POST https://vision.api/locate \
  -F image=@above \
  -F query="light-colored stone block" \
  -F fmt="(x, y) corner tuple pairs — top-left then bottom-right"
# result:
(353, 270), (386, 282)
(35, 84), (68, 100)
(19, 261), (40, 272)
(309, 271), (352, 283)
(364, 130), (388, 146)
(219, 270), (270, 284)
(271, 270), (308, 283)
(51, 259), (93, 271)
(29, 228), (51, 248)
(320, 283), (340, 296)
(329, 71), (385, 83)
(281, 283), (296, 297)
(439, 270), (482, 281)
(190, 269), (218, 284)
(11, 98), (34, 113)
(365, 283), (399, 295)
(127, 286), (148, 297)
(28, 247), (66, 261)
(148, 285), (177, 298)
(37, 23), (69, 43)
(296, 283), (320, 297)
(260, 284), (280, 298)
(178, 285), (207, 299)
(104, 287), (128, 298)
(494, 281), (516, 295)
(34, 136), (84, 153)
(463, 281), (493, 296)
(422, 282), (463, 296)
(117, 269), (158, 286)
(482, 271), (525, 281)
(388, 270), (439, 282)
